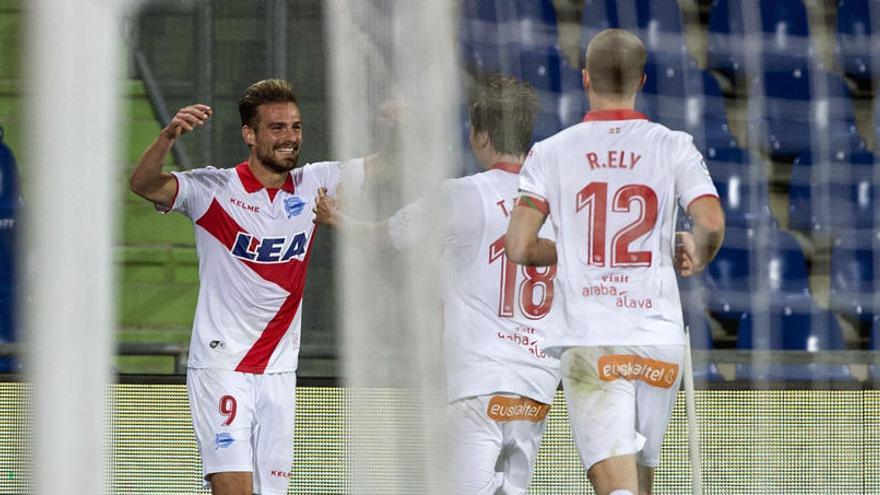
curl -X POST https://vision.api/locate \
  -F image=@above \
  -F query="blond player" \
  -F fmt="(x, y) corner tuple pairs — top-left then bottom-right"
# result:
(505, 30), (725, 495)
(130, 79), (366, 495)
(316, 74), (560, 494)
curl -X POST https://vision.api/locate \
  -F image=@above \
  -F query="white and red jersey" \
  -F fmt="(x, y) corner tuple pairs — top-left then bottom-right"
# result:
(388, 163), (560, 404)
(518, 109), (718, 349)
(168, 159), (364, 374)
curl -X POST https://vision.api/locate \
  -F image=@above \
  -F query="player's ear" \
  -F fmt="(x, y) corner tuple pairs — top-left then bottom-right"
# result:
(582, 69), (590, 91)
(242, 125), (255, 147)
(639, 73), (647, 91)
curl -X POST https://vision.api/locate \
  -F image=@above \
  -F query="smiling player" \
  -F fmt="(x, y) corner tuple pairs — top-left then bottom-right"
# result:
(130, 79), (365, 495)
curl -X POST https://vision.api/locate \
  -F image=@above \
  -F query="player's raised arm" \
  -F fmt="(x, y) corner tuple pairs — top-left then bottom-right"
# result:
(313, 186), (389, 240)
(130, 104), (212, 209)
(676, 196), (725, 277)
(505, 193), (557, 266)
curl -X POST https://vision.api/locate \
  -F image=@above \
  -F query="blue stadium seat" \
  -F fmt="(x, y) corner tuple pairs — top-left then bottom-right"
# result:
(707, 0), (816, 82)
(735, 307), (855, 381)
(830, 230), (880, 324)
(639, 62), (736, 152)
(511, 0), (559, 48)
(703, 227), (811, 321)
(580, 0), (688, 67)
(460, 39), (521, 76)
(835, 0), (879, 86)
(518, 45), (564, 91)
(682, 304), (725, 381)
(750, 69), (864, 159)
(0, 127), (18, 372)
(581, 0), (639, 55)
(461, 0), (559, 47)
(707, 148), (773, 228)
(788, 151), (877, 233)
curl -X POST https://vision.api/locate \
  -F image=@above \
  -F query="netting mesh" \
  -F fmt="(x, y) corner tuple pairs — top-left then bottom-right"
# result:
(11, 0), (880, 492)
(326, 1), (459, 492)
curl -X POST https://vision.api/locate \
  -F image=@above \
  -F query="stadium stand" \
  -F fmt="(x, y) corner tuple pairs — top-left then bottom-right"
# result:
(703, 227), (812, 322)
(735, 307), (856, 381)
(682, 303), (725, 380)
(788, 150), (878, 233)
(708, 147), (773, 228)
(835, 0), (878, 88)
(749, 68), (864, 161)
(0, 127), (18, 372)
(707, 0), (816, 86)
(830, 230), (880, 326)
(640, 62), (737, 152)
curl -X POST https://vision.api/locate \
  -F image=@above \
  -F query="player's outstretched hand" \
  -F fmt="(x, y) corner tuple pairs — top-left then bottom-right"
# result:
(161, 104), (212, 140)
(313, 187), (338, 229)
(674, 231), (699, 277)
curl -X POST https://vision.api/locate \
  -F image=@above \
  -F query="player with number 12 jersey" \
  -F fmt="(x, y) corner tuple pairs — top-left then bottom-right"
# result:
(518, 109), (717, 350)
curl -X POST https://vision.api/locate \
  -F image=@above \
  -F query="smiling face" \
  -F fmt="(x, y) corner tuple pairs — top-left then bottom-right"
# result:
(243, 101), (303, 173)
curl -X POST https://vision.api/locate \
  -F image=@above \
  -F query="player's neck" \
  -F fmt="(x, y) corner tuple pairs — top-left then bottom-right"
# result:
(481, 152), (524, 170)
(587, 92), (637, 112)
(248, 157), (289, 189)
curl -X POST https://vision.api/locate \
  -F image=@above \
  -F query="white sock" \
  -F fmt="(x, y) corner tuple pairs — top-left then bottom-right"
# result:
(608, 490), (635, 495)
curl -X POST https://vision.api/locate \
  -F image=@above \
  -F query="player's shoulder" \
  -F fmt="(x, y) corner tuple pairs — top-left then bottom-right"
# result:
(175, 165), (234, 186)
(640, 121), (696, 148)
(537, 123), (585, 148)
(443, 174), (481, 198)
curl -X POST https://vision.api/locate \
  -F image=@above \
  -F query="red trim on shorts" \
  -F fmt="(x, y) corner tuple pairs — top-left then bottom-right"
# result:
(686, 194), (720, 211)
(582, 109), (649, 122)
(490, 162), (522, 174)
(516, 194), (550, 216)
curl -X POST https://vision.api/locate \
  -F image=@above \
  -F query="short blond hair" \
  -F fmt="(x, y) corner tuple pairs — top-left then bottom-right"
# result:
(585, 29), (647, 97)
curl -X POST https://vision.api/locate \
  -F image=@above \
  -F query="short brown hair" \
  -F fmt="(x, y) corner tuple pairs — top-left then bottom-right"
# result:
(238, 79), (298, 128)
(585, 29), (647, 97)
(469, 73), (539, 156)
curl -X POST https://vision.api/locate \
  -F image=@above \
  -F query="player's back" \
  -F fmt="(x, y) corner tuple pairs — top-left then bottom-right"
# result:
(519, 110), (717, 348)
(442, 164), (560, 404)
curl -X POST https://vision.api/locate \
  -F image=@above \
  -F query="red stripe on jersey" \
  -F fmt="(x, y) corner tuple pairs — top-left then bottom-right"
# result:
(235, 233), (317, 374)
(195, 198), (315, 373)
(582, 109), (648, 122)
(490, 162), (522, 174)
(515, 194), (550, 216)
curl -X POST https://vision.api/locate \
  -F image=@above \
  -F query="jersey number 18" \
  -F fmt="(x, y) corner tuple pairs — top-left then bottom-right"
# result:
(489, 236), (556, 320)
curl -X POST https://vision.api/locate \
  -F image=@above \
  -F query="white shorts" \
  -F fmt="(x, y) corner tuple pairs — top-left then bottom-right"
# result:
(447, 394), (551, 495)
(560, 345), (683, 471)
(187, 368), (297, 495)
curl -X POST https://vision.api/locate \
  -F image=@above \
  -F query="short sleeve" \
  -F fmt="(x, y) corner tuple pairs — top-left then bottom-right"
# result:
(169, 167), (222, 219)
(675, 138), (719, 210)
(303, 158), (366, 197)
(387, 176), (486, 252)
(519, 144), (550, 203)
(387, 183), (470, 251)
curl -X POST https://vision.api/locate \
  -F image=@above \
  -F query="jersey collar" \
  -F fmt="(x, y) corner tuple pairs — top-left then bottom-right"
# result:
(236, 161), (295, 194)
(489, 162), (522, 174)
(582, 109), (649, 122)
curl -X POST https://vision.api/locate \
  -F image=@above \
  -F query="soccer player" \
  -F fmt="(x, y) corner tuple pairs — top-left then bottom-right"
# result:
(129, 79), (366, 495)
(505, 30), (725, 495)
(315, 73), (561, 494)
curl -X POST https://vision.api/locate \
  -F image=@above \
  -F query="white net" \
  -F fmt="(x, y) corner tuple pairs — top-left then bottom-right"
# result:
(327, 1), (459, 493)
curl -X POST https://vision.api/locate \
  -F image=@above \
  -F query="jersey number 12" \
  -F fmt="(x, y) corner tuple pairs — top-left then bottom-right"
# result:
(576, 182), (658, 267)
